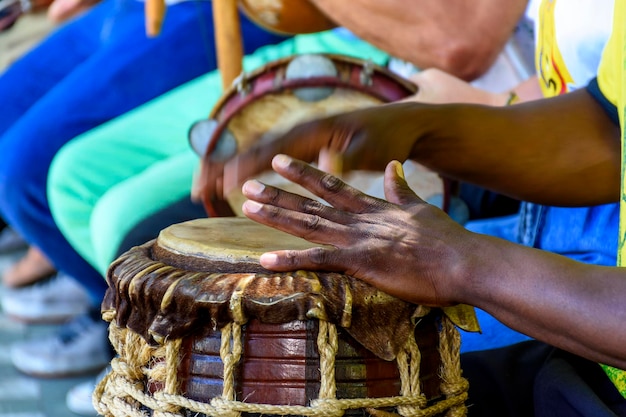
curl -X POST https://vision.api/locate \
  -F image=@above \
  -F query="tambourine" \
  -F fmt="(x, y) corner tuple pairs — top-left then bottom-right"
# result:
(188, 53), (450, 218)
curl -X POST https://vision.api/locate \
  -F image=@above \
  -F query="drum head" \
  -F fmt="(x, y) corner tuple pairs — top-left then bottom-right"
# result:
(154, 217), (324, 273)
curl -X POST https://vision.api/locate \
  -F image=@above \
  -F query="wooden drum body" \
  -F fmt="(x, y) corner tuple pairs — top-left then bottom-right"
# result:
(95, 218), (473, 417)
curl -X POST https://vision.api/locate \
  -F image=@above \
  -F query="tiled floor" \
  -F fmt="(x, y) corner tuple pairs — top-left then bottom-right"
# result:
(0, 250), (98, 417)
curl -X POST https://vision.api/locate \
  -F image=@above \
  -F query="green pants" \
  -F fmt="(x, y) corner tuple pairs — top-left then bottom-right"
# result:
(48, 29), (390, 276)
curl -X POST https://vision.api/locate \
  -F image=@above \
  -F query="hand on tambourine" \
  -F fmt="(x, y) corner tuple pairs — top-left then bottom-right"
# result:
(194, 102), (424, 205)
(406, 68), (509, 106)
(240, 154), (476, 307)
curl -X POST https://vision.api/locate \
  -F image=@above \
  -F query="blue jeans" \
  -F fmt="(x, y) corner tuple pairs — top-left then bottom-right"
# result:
(0, 0), (286, 304)
(517, 202), (619, 266)
(462, 202), (619, 352)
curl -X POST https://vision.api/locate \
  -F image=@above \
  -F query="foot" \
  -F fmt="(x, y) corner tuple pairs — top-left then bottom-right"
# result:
(1, 272), (91, 323)
(11, 310), (113, 377)
(2, 246), (56, 287)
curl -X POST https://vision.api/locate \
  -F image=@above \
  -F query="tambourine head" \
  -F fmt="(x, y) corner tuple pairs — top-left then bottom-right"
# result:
(198, 54), (419, 217)
(238, 0), (336, 35)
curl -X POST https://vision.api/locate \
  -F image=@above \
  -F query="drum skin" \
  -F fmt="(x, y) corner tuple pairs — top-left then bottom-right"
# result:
(238, 0), (336, 35)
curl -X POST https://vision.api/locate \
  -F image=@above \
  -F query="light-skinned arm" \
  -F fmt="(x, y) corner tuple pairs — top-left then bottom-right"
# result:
(407, 69), (542, 105)
(310, 0), (529, 80)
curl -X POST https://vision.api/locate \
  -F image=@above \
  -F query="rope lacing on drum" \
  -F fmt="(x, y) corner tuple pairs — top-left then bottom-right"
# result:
(93, 314), (469, 417)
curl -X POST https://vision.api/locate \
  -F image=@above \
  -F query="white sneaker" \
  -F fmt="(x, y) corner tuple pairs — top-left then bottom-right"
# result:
(11, 312), (112, 377)
(66, 367), (109, 416)
(0, 272), (91, 323)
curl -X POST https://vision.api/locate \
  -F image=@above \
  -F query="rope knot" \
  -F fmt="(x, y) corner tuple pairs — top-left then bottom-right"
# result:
(309, 398), (345, 417)
(209, 396), (241, 417)
(440, 377), (469, 397)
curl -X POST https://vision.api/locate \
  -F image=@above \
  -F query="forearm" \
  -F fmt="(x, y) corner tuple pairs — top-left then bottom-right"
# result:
(242, 154), (626, 368)
(406, 71), (541, 106)
(310, 0), (528, 80)
(457, 232), (626, 368)
(407, 89), (621, 205)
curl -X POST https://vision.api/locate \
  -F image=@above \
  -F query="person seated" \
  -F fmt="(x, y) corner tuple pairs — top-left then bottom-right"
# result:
(0, 0), (286, 380)
(194, 0), (626, 412)
(43, 1), (530, 413)
(400, 0), (616, 352)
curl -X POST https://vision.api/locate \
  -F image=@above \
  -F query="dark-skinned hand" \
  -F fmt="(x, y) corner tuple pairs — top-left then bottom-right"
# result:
(240, 155), (626, 370)
(193, 102), (425, 204)
(240, 154), (476, 307)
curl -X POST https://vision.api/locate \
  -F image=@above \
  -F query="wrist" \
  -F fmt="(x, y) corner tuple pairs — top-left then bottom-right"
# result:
(448, 231), (503, 307)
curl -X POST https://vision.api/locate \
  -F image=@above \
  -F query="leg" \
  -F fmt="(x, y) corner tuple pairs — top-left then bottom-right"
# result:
(49, 29), (392, 280)
(1, 0), (285, 301)
(0, 0), (107, 134)
(114, 196), (206, 258)
(461, 340), (554, 417)
(90, 152), (199, 274)
(533, 350), (626, 416)
(537, 204), (619, 266)
(48, 71), (221, 276)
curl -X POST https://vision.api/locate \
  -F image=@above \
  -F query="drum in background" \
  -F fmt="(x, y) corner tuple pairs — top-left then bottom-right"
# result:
(94, 217), (472, 417)
(238, 0), (336, 35)
(189, 53), (446, 217)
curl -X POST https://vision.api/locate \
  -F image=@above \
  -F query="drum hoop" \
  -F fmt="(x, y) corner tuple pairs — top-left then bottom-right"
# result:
(205, 54), (417, 158)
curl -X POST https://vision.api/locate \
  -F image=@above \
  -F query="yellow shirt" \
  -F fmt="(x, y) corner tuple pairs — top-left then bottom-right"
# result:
(593, 0), (626, 397)
(536, 0), (575, 97)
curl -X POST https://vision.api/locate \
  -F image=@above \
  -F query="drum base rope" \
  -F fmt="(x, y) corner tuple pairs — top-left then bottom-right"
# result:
(94, 314), (469, 417)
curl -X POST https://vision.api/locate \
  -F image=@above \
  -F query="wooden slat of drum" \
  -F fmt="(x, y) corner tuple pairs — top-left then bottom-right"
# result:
(182, 320), (403, 406)
(180, 316), (442, 410)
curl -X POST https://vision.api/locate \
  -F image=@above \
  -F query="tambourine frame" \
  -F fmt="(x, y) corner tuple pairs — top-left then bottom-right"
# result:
(205, 54), (417, 158)
(199, 54), (421, 217)
(205, 54), (417, 157)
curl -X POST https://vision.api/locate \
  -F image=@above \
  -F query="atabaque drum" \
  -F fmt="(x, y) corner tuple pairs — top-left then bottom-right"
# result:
(94, 217), (477, 417)
(189, 53), (448, 218)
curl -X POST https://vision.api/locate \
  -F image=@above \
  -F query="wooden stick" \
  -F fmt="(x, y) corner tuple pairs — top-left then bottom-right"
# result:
(145, 0), (165, 37)
(213, 0), (244, 90)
